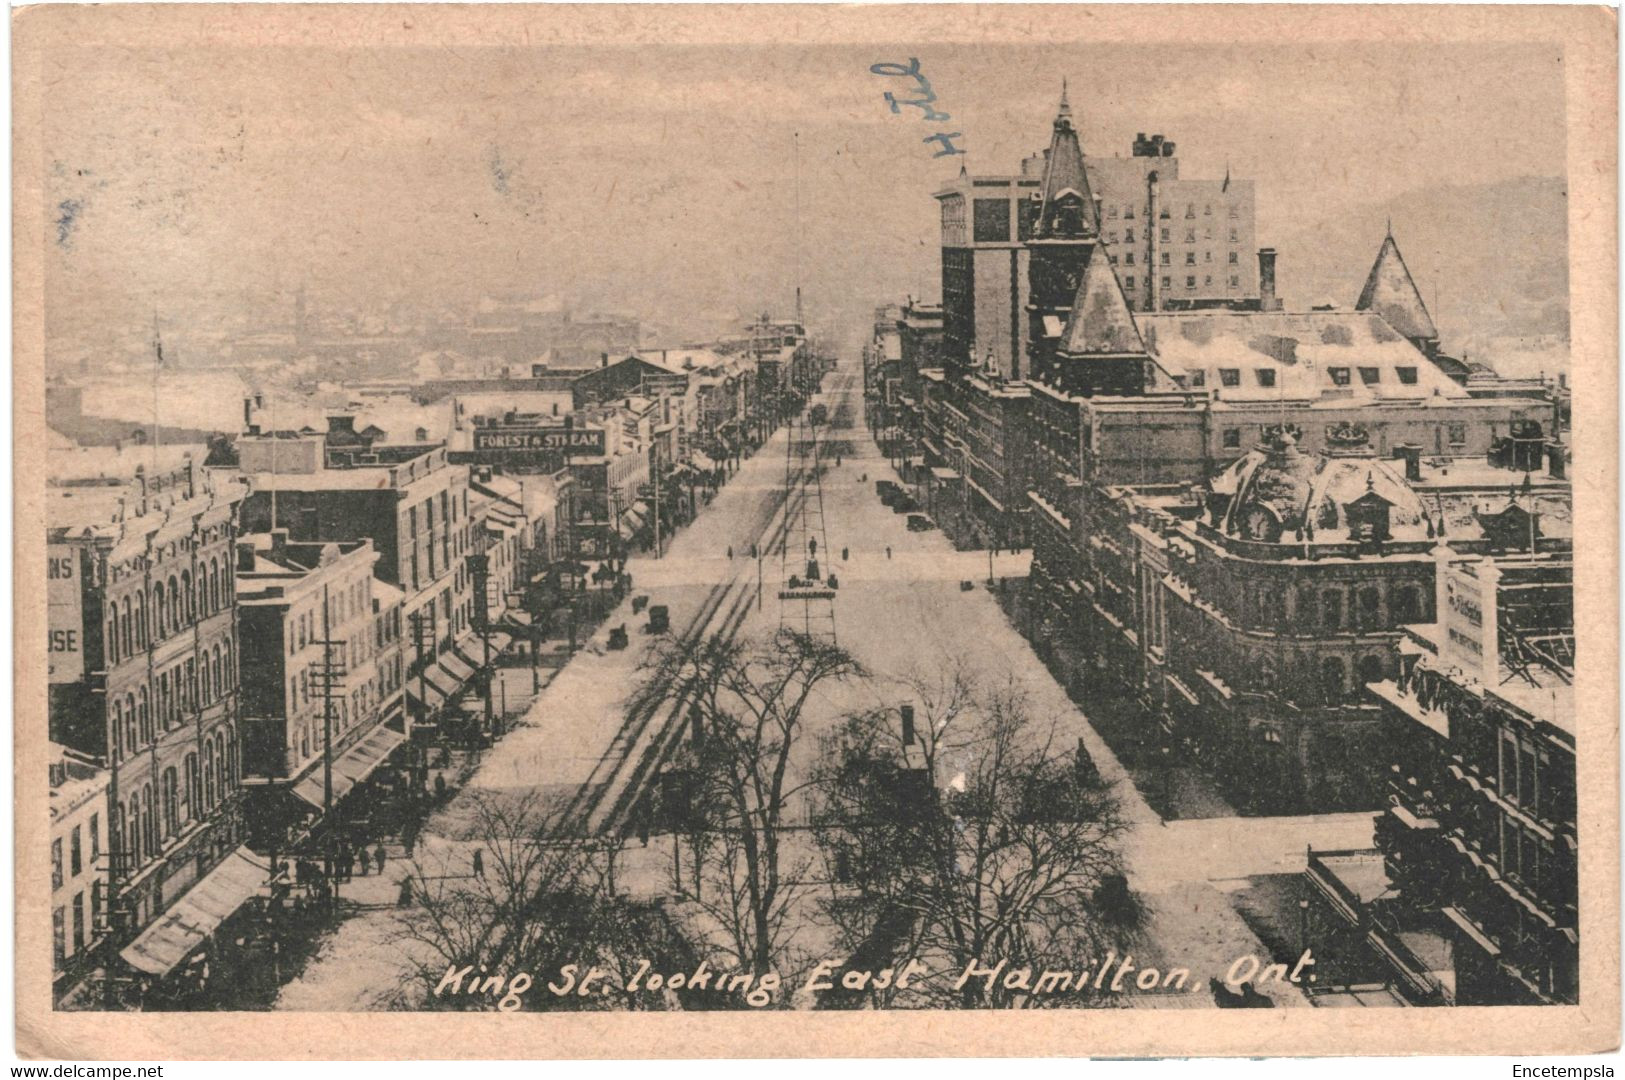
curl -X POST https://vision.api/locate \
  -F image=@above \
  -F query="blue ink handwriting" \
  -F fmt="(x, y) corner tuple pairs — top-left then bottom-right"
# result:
(869, 58), (966, 158)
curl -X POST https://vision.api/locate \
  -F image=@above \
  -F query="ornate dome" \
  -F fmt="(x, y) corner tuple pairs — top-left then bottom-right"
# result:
(1219, 423), (1432, 544)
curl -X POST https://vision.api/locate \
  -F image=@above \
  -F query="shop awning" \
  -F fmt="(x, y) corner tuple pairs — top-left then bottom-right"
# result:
(423, 664), (461, 697)
(289, 724), (408, 809)
(406, 681), (448, 713)
(120, 847), (269, 976)
(439, 651), (478, 683)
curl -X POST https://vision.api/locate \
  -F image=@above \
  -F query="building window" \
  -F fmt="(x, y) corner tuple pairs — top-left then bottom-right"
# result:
(1185, 276), (1196, 288)
(1204, 251), (1213, 263)
(1228, 275), (1240, 288)
(1256, 369), (1276, 388)
(1228, 251), (1239, 265)
(1219, 368), (1241, 387)
(1359, 367), (1381, 385)
(1396, 366), (1419, 385)
(52, 839), (63, 890)
(1124, 205), (1135, 219)
(1222, 428), (1242, 449)
(53, 909), (64, 966)
(1321, 590), (1343, 630)
(1108, 206), (1119, 219)
(1448, 423), (1467, 446)
(72, 896), (85, 951)
(1125, 252), (1135, 266)
(1185, 204), (1196, 219)
(1204, 275), (1213, 287)
(1184, 229), (1196, 243)
(1108, 254), (1118, 265)
(1161, 276), (1171, 290)
(70, 826), (81, 877)
(1124, 276), (1135, 290)
(1160, 227), (1170, 242)
(1123, 228), (1135, 242)
(1229, 228), (1239, 242)
(972, 198), (1012, 243)
(1329, 367), (1352, 387)
(89, 813), (99, 862)
(1189, 370), (1206, 387)
(1321, 657), (1345, 700)
(1185, 252), (1196, 266)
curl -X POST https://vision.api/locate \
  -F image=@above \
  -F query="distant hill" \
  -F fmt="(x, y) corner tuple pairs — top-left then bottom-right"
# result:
(1267, 175), (1568, 376)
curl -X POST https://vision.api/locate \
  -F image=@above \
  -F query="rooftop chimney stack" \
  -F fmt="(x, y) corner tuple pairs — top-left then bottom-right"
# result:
(1258, 248), (1282, 312)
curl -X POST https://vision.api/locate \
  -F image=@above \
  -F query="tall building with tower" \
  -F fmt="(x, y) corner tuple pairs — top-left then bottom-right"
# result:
(936, 90), (1259, 382)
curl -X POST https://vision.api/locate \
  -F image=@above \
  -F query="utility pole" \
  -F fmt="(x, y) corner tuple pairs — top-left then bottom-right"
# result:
(311, 583), (347, 906)
(468, 553), (495, 739)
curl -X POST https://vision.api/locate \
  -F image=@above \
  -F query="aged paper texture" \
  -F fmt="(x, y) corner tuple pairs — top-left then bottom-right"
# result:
(13, 2), (1619, 1059)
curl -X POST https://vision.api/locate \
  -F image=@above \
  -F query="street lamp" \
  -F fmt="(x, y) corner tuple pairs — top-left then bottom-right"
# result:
(1298, 897), (1311, 958)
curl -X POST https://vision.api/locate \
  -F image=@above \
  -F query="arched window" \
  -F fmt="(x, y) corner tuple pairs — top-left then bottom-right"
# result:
(181, 571), (194, 623)
(1321, 590), (1343, 631)
(124, 694), (138, 754)
(154, 587), (168, 640)
(111, 803), (126, 865)
(120, 597), (133, 656)
(203, 750), (217, 811)
(127, 793), (142, 866)
(212, 644), (223, 697)
(112, 699), (125, 760)
(1357, 587), (1381, 629)
(200, 658), (212, 704)
(1393, 585), (1421, 623)
(183, 752), (199, 823)
(1296, 587), (1316, 630)
(222, 730), (235, 791)
(133, 592), (146, 648)
(106, 614), (120, 665)
(169, 575), (182, 629)
(1357, 654), (1385, 688)
(223, 639), (234, 688)
(141, 781), (156, 856)
(162, 768), (178, 837)
(1321, 656), (1346, 701)
(137, 686), (150, 744)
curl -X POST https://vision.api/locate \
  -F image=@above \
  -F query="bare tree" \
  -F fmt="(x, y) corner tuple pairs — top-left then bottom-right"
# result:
(650, 628), (864, 985)
(813, 671), (1137, 1008)
(390, 788), (690, 1011)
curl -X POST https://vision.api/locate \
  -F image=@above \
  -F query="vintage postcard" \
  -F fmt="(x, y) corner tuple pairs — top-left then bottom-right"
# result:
(13, 2), (1619, 1060)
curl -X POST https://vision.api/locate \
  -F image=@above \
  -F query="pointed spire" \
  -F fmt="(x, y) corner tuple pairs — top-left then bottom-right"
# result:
(1356, 229), (1439, 343)
(1034, 82), (1098, 240)
(1059, 243), (1145, 356)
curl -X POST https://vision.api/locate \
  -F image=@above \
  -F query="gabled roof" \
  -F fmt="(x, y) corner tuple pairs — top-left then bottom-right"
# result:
(1059, 242), (1145, 356)
(1034, 82), (1099, 240)
(1356, 231), (1439, 343)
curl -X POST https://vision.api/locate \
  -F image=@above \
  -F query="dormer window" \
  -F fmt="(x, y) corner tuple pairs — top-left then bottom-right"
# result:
(1329, 367), (1352, 387)
(1219, 368), (1241, 387)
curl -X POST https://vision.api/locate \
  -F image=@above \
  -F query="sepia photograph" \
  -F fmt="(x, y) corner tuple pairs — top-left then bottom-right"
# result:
(13, 2), (1618, 1060)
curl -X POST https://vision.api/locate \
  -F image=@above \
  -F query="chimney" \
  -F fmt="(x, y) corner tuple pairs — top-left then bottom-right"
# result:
(236, 540), (256, 572)
(601, 352), (610, 368)
(1258, 249), (1281, 312)
(901, 704), (916, 746)
(1392, 443), (1422, 482)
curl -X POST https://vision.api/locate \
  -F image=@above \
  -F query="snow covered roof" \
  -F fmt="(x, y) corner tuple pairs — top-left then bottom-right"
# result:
(1059, 242), (1145, 356)
(1356, 232), (1439, 343)
(1138, 310), (1467, 402)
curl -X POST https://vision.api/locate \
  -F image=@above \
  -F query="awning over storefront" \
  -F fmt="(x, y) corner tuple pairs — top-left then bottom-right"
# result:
(423, 664), (461, 698)
(439, 651), (478, 684)
(406, 680), (448, 713)
(289, 724), (408, 809)
(119, 847), (270, 977)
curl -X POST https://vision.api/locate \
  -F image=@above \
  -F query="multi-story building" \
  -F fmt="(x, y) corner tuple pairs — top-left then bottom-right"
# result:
(1309, 551), (1576, 1004)
(235, 534), (406, 850)
(1093, 425), (1572, 812)
(936, 92), (1258, 382)
(232, 419), (474, 730)
(47, 454), (259, 1002)
(50, 746), (110, 1006)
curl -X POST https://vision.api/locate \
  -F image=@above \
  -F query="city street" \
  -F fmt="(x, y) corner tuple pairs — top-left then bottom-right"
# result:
(277, 361), (1376, 1011)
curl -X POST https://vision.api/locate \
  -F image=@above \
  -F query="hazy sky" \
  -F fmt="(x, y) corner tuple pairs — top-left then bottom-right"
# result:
(42, 40), (1566, 354)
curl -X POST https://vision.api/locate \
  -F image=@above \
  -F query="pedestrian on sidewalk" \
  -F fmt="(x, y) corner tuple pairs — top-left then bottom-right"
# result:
(342, 849), (355, 881)
(472, 848), (485, 879)
(397, 878), (414, 908)
(886, 546), (892, 560)
(374, 845), (388, 876)
(358, 848), (371, 876)
(841, 547), (849, 561)
(727, 546), (734, 559)
(403, 827), (417, 859)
